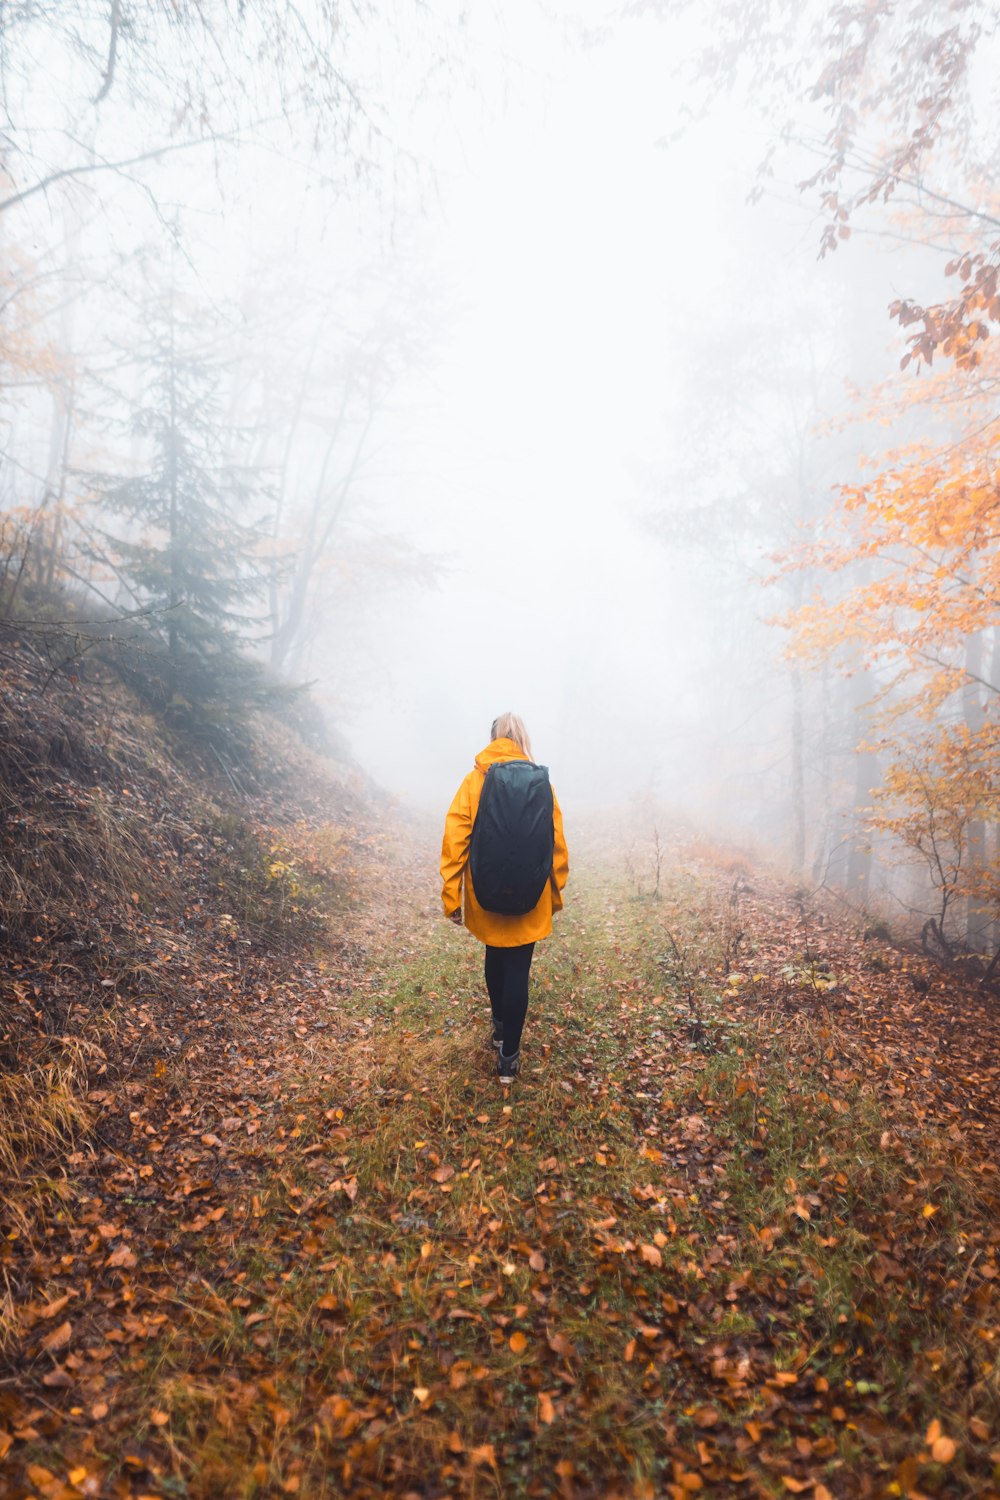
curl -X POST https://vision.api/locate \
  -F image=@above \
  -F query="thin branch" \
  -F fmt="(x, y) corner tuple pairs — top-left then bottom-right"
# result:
(92, 0), (122, 106)
(0, 130), (237, 217)
(912, 649), (1000, 699)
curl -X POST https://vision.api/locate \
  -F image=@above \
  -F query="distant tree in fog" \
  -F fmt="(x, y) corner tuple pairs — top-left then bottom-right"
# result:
(84, 284), (273, 716)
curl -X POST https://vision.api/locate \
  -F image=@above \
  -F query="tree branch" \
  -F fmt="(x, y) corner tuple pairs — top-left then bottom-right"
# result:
(0, 131), (233, 217)
(92, 0), (122, 106)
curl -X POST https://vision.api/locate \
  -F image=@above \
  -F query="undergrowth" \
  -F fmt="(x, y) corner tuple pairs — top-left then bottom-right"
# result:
(0, 638), (363, 1274)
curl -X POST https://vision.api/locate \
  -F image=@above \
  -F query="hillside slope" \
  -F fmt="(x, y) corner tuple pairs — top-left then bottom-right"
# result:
(0, 631), (386, 1282)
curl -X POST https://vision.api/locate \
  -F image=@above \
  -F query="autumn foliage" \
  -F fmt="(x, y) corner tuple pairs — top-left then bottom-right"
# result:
(777, 299), (1000, 958)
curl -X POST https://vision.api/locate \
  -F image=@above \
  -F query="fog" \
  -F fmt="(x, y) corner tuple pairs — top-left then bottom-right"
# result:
(4, 0), (999, 945)
(267, 9), (897, 812)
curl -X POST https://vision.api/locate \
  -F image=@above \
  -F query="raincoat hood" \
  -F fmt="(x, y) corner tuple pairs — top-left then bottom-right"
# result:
(474, 737), (530, 774)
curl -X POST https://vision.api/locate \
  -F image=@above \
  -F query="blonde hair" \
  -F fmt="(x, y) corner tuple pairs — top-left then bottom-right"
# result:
(491, 712), (532, 759)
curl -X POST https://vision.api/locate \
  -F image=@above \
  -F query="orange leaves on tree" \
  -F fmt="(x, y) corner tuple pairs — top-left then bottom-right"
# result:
(775, 335), (1000, 945)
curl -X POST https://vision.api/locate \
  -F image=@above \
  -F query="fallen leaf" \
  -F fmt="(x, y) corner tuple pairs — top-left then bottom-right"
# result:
(36, 1294), (72, 1321)
(40, 1320), (72, 1354)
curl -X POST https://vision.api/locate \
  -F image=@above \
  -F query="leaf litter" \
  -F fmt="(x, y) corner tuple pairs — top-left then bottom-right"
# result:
(2, 818), (1000, 1499)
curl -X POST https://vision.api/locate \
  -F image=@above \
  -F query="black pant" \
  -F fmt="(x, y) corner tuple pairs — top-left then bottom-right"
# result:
(484, 943), (535, 1056)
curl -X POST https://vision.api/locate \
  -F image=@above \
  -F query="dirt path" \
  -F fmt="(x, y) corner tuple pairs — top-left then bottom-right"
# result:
(4, 833), (1000, 1500)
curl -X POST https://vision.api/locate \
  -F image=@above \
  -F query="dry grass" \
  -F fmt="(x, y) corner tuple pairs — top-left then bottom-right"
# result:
(0, 637), (366, 1271)
(0, 1039), (93, 1348)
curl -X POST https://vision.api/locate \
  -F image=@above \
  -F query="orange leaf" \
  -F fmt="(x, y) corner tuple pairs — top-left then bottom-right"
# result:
(509, 1331), (528, 1354)
(40, 1320), (72, 1354)
(36, 1295), (72, 1321)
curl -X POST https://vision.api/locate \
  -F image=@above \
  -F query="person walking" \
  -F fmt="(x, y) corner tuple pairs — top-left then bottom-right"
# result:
(440, 713), (569, 1082)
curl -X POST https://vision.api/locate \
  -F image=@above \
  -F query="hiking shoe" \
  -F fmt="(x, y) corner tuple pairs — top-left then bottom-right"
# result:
(497, 1049), (521, 1083)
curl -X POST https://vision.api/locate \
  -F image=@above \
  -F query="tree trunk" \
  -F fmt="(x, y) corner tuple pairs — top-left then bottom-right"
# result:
(991, 625), (1000, 960)
(790, 664), (806, 872)
(845, 667), (877, 904)
(809, 661), (835, 884)
(964, 630), (989, 950)
(167, 290), (179, 670)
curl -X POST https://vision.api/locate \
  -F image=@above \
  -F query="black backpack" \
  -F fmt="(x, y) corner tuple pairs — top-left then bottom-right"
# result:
(469, 761), (555, 916)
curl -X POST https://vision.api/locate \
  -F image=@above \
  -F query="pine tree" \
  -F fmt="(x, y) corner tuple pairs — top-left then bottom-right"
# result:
(88, 286), (274, 725)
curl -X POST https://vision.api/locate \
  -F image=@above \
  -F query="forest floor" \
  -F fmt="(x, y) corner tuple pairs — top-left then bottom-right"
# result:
(4, 813), (1000, 1500)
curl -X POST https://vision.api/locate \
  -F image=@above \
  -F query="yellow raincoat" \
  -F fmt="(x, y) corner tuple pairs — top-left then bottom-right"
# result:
(440, 738), (569, 946)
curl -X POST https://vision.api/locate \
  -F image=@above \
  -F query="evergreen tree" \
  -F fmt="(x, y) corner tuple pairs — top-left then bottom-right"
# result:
(87, 286), (275, 725)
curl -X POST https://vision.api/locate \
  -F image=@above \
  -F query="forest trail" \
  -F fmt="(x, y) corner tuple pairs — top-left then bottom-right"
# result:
(5, 827), (1000, 1500)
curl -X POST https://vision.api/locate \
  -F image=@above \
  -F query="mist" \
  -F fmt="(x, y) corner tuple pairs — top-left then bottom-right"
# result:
(4, 0), (999, 944)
